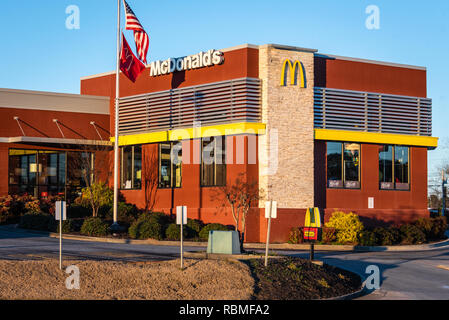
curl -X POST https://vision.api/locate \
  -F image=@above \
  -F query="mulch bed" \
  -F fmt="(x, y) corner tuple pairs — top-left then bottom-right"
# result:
(247, 257), (361, 300)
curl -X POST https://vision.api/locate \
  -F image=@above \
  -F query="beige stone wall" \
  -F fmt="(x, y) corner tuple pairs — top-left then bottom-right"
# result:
(258, 45), (315, 209)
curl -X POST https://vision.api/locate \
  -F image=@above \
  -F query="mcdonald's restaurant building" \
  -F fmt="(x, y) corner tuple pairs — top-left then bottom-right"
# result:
(1, 43), (438, 243)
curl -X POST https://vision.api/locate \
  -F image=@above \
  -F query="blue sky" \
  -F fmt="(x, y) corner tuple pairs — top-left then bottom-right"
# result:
(0, 0), (448, 185)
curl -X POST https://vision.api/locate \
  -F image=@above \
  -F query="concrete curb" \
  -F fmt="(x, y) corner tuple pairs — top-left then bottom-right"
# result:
(246, 229), (449, 252)
(184, 251), (282, 260)
(1, 225), (448, 252)
(323, 286), (366, 301)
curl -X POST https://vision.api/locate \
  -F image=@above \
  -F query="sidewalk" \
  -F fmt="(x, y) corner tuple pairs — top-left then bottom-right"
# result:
(1, 224), (448, 252)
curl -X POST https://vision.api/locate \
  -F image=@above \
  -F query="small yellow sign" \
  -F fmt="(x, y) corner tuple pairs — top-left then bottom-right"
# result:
(304, 207), (322, 228)
(304, 229), (316, 238)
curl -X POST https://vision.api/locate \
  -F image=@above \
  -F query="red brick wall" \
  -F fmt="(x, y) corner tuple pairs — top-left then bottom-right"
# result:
(314, 56), (427, 97)
(117, 135), (261, 239)
(314, 140), (429, 226)
(80, 47), (260, 135)
(0, 104), (110, 197)
(0, 108), (109, 140)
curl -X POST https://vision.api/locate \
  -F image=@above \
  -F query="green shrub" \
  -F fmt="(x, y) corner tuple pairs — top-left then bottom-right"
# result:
(0, 207), (20, 225)
(0, 208), (9, 225)
(322, 227), (337, 244)
(288, 227), (304, 244)
(78, 182), (114, 216)
(414, 217), (433, 239)
(128, 212), (172, 240)
(199, 223), (230, 241)
(373, 227), (400, 246)
(325, 211), (364, 244)
(5, 195), (26, 217)
(429, 217), (448, 240)
(165, 223), (188, 240)
(24, 199), (41, 214)
(105, 202), (139, 224)
(186, 219), (204, 238)
(358, 230), (376, 246)
(399, 224), (426, 245)
(67, 204), (91, 219)
(50, 219), (75, 233)
(19, 213), (53, 231)
(80, 217), (109, 237)
(98, 205), (113, 219)
(387, 227), (401, 244)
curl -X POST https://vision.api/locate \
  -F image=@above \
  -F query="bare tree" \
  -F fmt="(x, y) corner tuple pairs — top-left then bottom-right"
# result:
(142, 147), (159, 214)
(237, 178), (261, 247)
(215, 173), (262, 250)
(66, 141), (113, 217)
(428, 162), (449, 211)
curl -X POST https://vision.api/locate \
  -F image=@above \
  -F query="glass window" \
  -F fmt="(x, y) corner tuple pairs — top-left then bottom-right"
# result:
(8, 149), (71, 198)
(379, 145), (410, 190)
(201, 136), (226, 187)
(327, 142), (342, 188)
(133, 146), (142, 189)
(158, 142), (182, 188)
(326, 142), (360, 189)
(58, 153), (66, 186)
(379, 145), (393, 189)
(394, 146), (409, 190)
(67, 152), (90, 187)
(121, 146), (142, 190)
(344, 143), (360, 189)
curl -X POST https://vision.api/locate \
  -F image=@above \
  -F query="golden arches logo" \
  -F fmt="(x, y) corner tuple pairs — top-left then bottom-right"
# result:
(280, 59), (306, 88)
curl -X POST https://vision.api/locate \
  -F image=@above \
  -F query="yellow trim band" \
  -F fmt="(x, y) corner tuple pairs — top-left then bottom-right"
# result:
(111, 122), (266, 146)
(315, 129), (438, 148)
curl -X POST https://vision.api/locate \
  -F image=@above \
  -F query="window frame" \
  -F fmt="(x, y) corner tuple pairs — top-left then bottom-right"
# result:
(158, 142), (182, 189)
(200, 136), (226, 187)
(7, 148), (94, 199)
(120, 145), (142, 190)
(379, 145), (410, 191)
(326, 141), (361, 190)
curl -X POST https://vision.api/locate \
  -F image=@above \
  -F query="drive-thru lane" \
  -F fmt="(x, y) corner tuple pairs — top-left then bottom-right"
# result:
(280, 248), (449, 300)
(0, 227), (203, 262)
(1, 227), (449, 299)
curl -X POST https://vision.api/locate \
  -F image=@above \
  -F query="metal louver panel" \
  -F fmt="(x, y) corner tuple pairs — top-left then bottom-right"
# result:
(314, 87), (432, 136)
(118, 78), (261, 135)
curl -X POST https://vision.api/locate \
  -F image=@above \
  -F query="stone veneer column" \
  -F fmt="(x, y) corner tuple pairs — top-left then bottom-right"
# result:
(258, 45), (315, 209)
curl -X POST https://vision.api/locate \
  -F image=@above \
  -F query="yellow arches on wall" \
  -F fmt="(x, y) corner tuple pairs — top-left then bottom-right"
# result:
(280, 59), (306, 88)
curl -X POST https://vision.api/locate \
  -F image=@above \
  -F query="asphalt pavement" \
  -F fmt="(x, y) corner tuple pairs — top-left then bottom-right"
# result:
(279, 248), (449, 300)
(0, 227), (203, 262)
(1, 227), (448, 300)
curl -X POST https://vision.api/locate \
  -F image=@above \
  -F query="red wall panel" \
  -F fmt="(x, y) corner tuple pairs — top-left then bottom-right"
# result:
(314, 56), (427, 97)
(80, 47), (260, 135)
(0, 108), (109, 140)
(314, 140), (429, 226)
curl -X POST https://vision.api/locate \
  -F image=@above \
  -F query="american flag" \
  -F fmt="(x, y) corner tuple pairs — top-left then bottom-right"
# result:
(123, 0), (149, 64)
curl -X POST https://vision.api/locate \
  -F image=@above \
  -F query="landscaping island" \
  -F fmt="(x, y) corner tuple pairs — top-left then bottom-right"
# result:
(0, 257), (361, 300)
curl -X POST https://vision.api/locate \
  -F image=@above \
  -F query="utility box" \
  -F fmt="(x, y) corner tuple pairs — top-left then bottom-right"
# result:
(207, 231), (241, 255)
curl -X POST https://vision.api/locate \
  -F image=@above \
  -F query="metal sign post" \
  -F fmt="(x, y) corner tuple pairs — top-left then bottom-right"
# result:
(264, 201), (277, 267)
(303, 207), (321, 261)
(442, 170), (447, 217)
(55, 201), (67, 270)
(176, 206), (187, 269)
